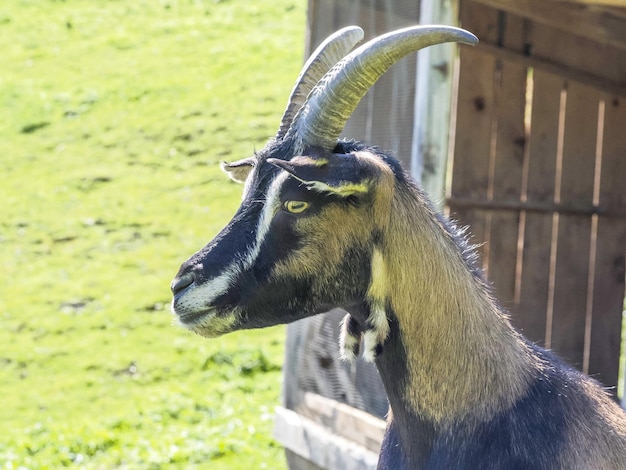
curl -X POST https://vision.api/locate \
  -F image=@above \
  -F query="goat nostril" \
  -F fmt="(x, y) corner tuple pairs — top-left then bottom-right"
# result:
(171, 272), (195, 295)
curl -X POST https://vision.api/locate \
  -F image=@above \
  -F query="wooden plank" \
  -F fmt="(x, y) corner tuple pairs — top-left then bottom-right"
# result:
(274, 405), (381, 470)
(451, 50), (496, 200)
(491, 27), (528, 202)
(459, 0), (501, 48)
(548, 82), (599, 366)
(558, 82), (600, 208)
(587, 92), (626, 390)
(298, 392), (386, 453)
(515, 69), (562, 344)
(599, 95), (626, 214)
(487, 212), (520, 306)
(525, 70), (563, 204)
(452, 2), (501, 276)
(474, 42), (626, 97)
(549, 214), (592, 367)
(516, 212), (553, 344)
(548, 0), (626, 7)
(453, 1), (502, 198)
(482, 13), (528, 303)
(587, 216), (626, 390)
(488, 59), (527, 303)
(470, 0), (626, 50)
(527, 19), (626, 93)
(412, 0), (460, 205)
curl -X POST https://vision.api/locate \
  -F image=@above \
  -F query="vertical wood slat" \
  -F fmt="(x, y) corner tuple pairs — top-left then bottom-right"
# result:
(450, 46), (495, 198)
(550, 215), (592, 368)
(517, 213), (553, 344)
(549, 83), (600, 369)
(451, 2), (499, 267)
(487, 12), (528, 305)
(587, 96), (626, 386)
(450, 49), (493, 265)
(453, 6), (529, 296)
(524, 70), (562, 204)
(598, 96), (626, 215)
(516, 69), (562, 345)
(589, 216), (626, 387)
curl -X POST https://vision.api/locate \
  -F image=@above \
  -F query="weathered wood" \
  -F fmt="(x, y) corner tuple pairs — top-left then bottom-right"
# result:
(587, 92), (626, 387)
(470, 0), (626, 50)
(548, 0), (626, 7)
(490, 20), (527, 204)
(451, 45), (495, 202)
(296, 392), (386, 453)
(454, 0), (624, 393)
(532, 21), (626, 92)
(515, 69), (562, 345)
(475, 43), (626, 97)
(549, 214), (592, 366)
(587, 216), (626, 387)
(558, 83), (600, 215)
(412, 0), (460, 205)
(274, 396), (385, 470)
(599, 95), (626, 214)
(445, 197), (626, 217)
(516, 212), (553, 344)
(484, 13), (528, 303)
(525, 70), (562, 205)
(548, 82), (600, 367)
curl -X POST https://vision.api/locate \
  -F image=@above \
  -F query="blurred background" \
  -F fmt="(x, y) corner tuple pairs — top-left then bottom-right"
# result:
(1, 1), (305, 468)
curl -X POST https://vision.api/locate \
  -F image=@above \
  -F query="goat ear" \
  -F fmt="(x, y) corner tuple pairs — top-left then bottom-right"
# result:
(267, 155), (371, 197)
(221, 157), (256, 183)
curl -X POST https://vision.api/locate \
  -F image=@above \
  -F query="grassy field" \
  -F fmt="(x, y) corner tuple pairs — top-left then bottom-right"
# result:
(0, 1), (306, 468)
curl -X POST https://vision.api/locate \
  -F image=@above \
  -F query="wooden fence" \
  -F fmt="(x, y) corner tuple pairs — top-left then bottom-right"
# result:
(451, 0), (626, 392)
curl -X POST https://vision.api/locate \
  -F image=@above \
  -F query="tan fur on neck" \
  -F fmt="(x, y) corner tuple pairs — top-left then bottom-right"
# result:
(382, 185), (535, 424)
(354, 151), (536, 424)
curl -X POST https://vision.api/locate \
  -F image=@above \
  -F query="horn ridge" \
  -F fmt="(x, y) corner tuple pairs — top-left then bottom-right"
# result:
(276, 26), (364, 139)
(289, 25), (478, 151)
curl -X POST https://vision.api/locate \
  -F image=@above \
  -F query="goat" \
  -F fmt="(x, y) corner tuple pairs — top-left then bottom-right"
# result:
(170, 25), (626, 469)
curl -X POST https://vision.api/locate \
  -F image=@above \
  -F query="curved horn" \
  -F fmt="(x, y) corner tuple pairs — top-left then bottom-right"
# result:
(288, 25), (478, 151)
(276, 26), (364, 139)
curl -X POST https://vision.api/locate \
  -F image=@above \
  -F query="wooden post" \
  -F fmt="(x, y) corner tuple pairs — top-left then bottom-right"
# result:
(412, 0), (461, 208)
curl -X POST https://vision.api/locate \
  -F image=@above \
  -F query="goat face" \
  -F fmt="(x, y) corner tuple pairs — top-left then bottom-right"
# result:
(170, 26), (477, 338)
(171, 146), (395, 338)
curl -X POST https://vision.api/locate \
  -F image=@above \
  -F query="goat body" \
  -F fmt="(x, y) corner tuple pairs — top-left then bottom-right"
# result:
(171, 26), (626, 468)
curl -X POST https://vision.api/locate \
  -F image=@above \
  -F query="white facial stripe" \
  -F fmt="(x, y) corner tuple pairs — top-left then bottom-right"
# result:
(243, 172), (286, 267)
(181, 171), (287, 313)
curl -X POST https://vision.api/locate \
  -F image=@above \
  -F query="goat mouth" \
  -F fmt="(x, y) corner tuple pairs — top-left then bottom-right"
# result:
(174, 306), (239, 338)
(176, 308), (216, 326)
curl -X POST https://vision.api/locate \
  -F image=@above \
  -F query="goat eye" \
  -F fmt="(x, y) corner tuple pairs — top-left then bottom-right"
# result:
(283, 200), (310, 214)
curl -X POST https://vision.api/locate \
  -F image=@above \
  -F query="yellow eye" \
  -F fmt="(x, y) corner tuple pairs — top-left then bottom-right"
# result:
(283, 200), (310, 214)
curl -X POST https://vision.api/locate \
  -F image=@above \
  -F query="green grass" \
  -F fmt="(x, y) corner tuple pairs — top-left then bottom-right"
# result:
(0, 0), (306, 468)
